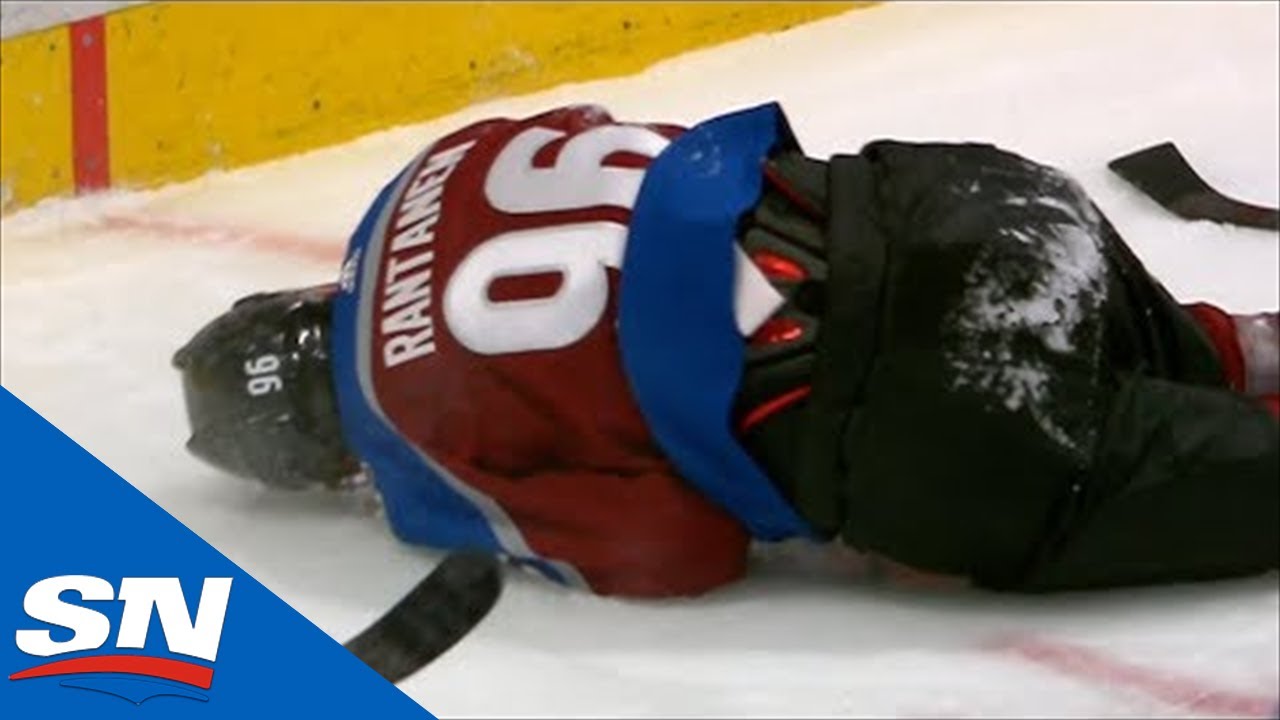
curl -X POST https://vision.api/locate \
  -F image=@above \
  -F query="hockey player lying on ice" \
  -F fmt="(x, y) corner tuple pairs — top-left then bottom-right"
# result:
(173, 103), (1279, 597)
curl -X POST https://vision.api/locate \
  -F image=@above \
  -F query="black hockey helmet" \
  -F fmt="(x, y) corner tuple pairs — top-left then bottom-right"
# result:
(172, 285), (357, 490)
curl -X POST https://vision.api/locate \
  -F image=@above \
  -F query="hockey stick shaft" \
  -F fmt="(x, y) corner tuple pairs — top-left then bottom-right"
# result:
(344, 551), (504, 684)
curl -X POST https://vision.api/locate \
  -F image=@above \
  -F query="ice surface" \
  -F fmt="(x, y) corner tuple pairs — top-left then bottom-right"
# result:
(2, 2), (1277, 717)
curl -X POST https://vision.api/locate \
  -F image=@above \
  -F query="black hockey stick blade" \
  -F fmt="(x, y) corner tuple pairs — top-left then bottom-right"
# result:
(1108, 141), (1279, 231)
(344, 550), (504, 684)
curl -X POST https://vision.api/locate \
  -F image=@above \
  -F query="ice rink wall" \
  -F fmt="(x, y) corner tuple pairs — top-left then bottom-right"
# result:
(0, 1), (869, 214)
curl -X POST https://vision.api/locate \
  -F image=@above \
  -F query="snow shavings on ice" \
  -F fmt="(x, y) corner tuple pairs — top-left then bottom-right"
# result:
(944, 168), (1108, 451)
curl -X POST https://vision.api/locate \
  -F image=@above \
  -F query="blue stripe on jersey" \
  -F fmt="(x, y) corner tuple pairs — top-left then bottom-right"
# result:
(618, 103), (816, 541)
(329, 170), (571, 586)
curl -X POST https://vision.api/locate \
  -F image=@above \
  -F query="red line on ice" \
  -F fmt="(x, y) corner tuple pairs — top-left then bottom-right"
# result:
(992, 634), (1276, 717)
(96, 214), (344, 265)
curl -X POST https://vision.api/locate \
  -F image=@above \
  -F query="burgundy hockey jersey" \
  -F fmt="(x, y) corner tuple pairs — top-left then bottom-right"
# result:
(331, 103), (814, 597)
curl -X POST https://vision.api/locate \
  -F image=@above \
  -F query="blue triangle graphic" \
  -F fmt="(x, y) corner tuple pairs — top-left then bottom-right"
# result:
(0, 387), (434, 718)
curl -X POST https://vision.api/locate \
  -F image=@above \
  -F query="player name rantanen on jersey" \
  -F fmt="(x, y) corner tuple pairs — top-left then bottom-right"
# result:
(379, 140), (476, 369)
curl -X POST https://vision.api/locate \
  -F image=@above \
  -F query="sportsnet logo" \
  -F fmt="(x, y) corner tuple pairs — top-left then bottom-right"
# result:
(9, 575), (232, 704)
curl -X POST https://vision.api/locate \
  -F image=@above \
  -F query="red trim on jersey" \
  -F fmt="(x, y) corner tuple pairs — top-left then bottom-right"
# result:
(750, 316), (805, 348)
(1184, 302), (1247, 392)
(739, 386), (812, 434)
(750, 249), (808, 283)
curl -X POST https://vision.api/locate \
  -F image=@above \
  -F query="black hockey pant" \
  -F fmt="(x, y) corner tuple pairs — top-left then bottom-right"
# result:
(779, 141), (1279, 591)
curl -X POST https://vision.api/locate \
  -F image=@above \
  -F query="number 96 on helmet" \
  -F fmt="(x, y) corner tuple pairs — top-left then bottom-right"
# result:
(172, 286), (358, 491)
